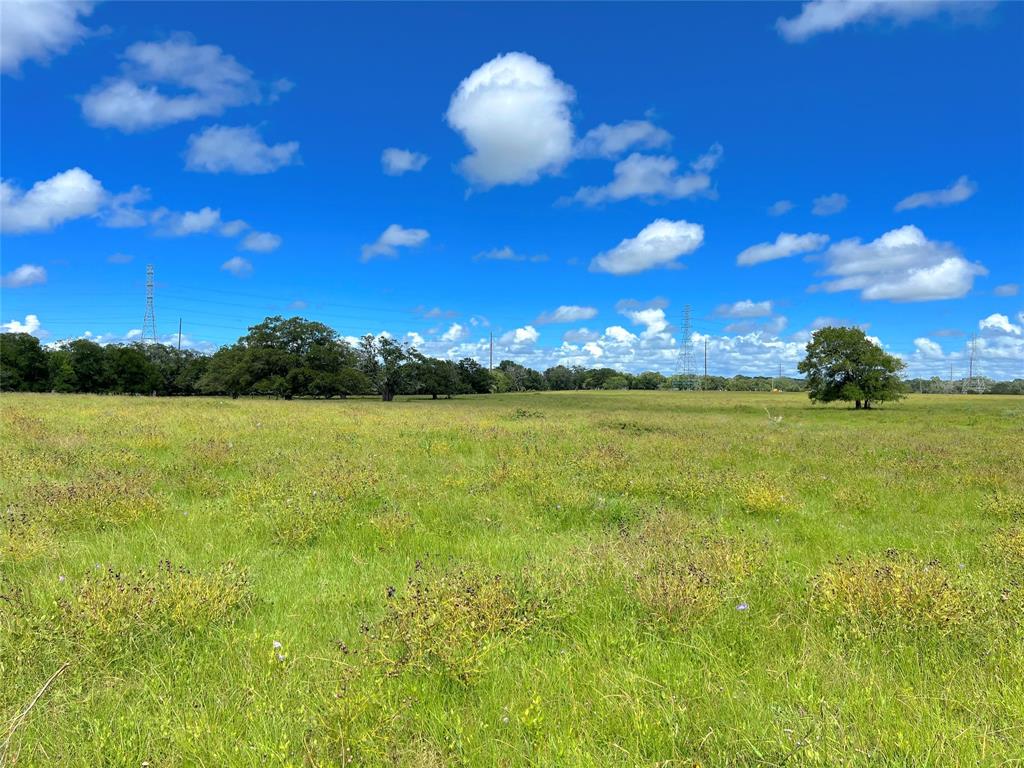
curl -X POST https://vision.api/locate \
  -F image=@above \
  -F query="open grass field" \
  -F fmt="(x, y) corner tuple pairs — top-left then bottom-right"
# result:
(1, 391), (1023, 766)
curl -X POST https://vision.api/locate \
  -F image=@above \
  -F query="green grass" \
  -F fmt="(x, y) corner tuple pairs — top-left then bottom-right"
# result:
(2, 391), (1023, 766)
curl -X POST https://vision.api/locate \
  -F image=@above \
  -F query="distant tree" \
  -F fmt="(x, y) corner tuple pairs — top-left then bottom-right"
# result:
(456, 358), (492, 394)
(64, 339), (110, 393)
(583, 367), (619, 389)
(47, 348), (76, 392)
(632, 371), (665, 390)
(105, 345), (158, 394)
(0, 333), (49, 391)
(199, 347), (250, 398)
(489, 369), (511, 393)
(602, 374), (630, 390)
(358, 334), (413, 401)
(798, 326), (906, 409)
(543, 365), (576, 391)
(410, 355), (462, 399)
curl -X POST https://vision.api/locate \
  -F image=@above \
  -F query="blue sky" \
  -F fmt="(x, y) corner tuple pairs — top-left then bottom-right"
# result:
(2, 0), (1022, 378)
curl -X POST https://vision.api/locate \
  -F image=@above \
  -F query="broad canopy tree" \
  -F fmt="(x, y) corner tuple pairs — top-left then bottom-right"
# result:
(798, 326), (906, 409)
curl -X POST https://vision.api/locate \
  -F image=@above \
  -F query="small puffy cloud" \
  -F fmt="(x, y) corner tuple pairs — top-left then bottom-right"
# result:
(155, 206), (223, 236)
(381, 148), (429, 175)
(81, 34), (264, 132)
(768, 200), (794, 216)
(737, 232), (829, 266)
(1, 167), (106, 233)
(440, 323), (467, 342)
(564, 327), (600, 344)
(979, 313), (1022, 336)
(777, 0), (979, 43)
(812, 193), (847, 216)
(185, 125), (299, 174)
(499, 325), (540, 346)
(221, 256), (253, 277)
(814, 225), (987, 302)
(473, 246), (547, 263)
(895, 176), (977, 212)
(1, 264), (46, 288)
(570, 144), (721, 206)
(994, 283), (1020, 297)
(716, 299), (773, 318)
(536, 305), (598, 324)
(1, 0), (94, 75)
(220, 219), (248, 237)
(590, 219), (704, 276)
(240, 231), (282, 253)
(2, 313), (42, 335)
(361, 224), (429, 261)
(575, 120), (671, 158)
(107, 252), (134, 264)
(446, 52), (575, 188)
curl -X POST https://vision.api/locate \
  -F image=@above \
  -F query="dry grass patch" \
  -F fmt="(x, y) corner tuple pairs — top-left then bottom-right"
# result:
(812, 550), (975, 636)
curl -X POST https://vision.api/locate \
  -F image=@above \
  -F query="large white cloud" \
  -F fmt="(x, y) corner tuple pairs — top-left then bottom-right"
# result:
(590, 219), (704, 276)
(815, 225), (987, 302)
(1, 167), (106, 233)
(446, 52), (575, 188)
(361, 224), (429, 261)
(895, 176), (977, 212)
(536, 305), (598, 324)
(1, 264), (47, 288)
(777, 0), (971, 43)
(737, 232), (829, 266)
(570, 145), (721, 206)
(575, 120), (672, 158)
(1, 0), (94, 74)
(185, 125), (299, 174)
(381, 148), (429, 176)
(81, 34), (265, 132)
(979, 313), (1022, 336)
(2, 313), (43, 335)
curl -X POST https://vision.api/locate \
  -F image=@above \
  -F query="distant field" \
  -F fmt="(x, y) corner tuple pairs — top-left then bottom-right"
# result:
(2, 391), (1022, 766)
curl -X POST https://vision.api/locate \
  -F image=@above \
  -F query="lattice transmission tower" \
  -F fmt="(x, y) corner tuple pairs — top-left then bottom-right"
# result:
(961, 333), (987, 394)
(142, 264), (158, 344)
(674, 304), (700, 390)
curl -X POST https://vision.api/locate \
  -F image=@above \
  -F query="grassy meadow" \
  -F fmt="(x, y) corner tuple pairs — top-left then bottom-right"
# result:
(1, 391), (1023, 766)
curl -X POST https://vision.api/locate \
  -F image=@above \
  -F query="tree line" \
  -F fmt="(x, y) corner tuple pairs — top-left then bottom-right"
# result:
(1, 316), (1018, 401)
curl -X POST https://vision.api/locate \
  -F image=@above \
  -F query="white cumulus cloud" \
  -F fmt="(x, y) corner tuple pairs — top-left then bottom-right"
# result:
(736, 232), (829, 266)
(570, 144), (721, 206)
(777, 0), (973, 42)
(240, 231), (282, 253)
(1, 167), (106, 233)
(446, 52), (575, 188)
(716, 300), (774, 318)
(221, 256), (252, 277)
(536, 305), (598, 324)
(440, 323), (467, 342)
(812, 193), (847, 216)
(500, 325), (540, 346)
(2, 313), (42, 335)
(768, 200), (794, 216)
(895, 176), (977, 212)
(979, 313), (1022, 336)
(591, 219), (704, 276)
(815, 224), (987, 302)
(361, 224), (429, 261)
(1, 264), (47, 288)
(575, 120), (672, 158)
(81, 34), (265, 132)
(381, 148), (429, 175)
(185, 125), (299, 174)
(1, 0), (95, 75)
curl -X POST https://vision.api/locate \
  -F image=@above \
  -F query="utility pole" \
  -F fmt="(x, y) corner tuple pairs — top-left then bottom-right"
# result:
(177, 318), (182, 351)
(142, 264), (157, 344)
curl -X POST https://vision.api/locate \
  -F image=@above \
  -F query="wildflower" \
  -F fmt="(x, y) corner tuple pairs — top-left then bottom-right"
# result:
(58, 574), (66, 583)
(273, 640), (282, 650)
(736, 602), (749, 611)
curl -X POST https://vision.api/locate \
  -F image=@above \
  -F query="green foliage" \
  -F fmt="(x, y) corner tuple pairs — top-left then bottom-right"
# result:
(798, 326), (907, 408)
(0, 333), (49, 391)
